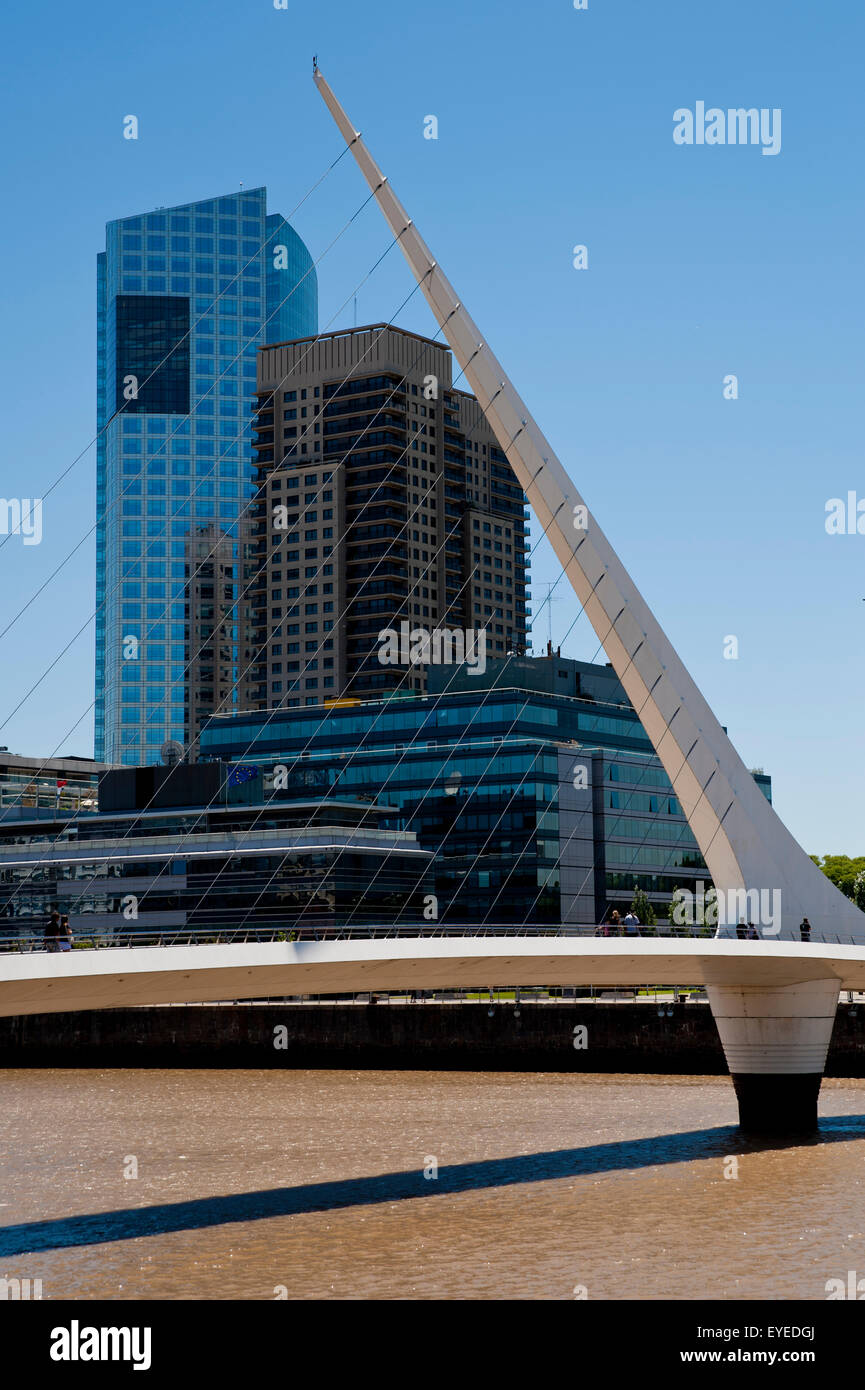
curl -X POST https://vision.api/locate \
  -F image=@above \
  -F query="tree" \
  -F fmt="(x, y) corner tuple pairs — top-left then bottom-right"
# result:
(854, 872), (865, 913)
(630, 885), (656, 927)
(811, 855), (865, 900)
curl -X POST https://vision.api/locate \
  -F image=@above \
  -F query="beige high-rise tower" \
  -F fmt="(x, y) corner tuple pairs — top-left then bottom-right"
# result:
(239, 324), (530, 709)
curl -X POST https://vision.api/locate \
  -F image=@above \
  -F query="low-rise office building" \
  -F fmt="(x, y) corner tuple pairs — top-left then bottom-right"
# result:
(0, 753), (110, 820)
(0, 762), (431, 939)
(200, 653), (772, 927)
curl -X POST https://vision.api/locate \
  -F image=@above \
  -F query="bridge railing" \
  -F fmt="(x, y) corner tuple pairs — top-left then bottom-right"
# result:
(2, 922), (864, 952)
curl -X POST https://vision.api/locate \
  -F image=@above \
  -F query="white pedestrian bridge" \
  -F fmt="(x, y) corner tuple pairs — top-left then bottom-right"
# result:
(1, 930), (865, 1015)
(3, 929), (865, 1133)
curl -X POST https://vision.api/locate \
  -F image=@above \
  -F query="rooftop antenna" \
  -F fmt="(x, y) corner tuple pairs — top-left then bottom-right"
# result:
(542, 580), (563, 649)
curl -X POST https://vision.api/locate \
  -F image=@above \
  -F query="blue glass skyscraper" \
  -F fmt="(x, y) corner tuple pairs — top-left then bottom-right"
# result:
(95, 188), (317, 764)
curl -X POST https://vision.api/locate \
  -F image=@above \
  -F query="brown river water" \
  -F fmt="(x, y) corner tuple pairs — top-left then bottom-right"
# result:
(2, 1069), (865, 1300)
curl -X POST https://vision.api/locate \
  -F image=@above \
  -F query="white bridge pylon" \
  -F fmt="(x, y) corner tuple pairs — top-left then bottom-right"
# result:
(312, 65), (863, 948)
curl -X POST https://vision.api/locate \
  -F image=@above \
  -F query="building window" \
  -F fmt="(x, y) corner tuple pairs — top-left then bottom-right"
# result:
(115, 294), (190, 414)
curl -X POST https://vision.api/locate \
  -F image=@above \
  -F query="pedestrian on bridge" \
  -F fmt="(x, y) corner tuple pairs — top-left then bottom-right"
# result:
(800, 917), (812, 943)
(43, 910), (62, 952)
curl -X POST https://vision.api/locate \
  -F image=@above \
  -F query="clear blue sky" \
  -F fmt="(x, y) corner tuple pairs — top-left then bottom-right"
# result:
(0, 0), (862, 856)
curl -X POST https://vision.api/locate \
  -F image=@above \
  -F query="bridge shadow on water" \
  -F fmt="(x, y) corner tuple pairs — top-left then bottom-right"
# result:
(3, 1115), (865, 1257)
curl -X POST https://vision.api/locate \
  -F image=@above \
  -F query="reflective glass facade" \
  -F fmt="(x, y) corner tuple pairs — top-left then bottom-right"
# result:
(199, 656), (773, 926)
(95, 188), (318, 766)
(114, 295), (190, 414)
(0, 795), (430, 938)
(0, 756), (108, 819)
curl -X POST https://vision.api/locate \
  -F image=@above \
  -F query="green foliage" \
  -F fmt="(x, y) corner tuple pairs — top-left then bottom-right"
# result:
(630, 885), (656, 926)
(812, 855), (865, 900)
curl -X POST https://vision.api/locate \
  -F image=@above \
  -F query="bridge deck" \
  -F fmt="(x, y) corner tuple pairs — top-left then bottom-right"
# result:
(2, 938), (865, 1017)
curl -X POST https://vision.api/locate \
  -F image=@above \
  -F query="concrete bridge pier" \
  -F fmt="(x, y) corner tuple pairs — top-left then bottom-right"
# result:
(706, 979), (840, 1133)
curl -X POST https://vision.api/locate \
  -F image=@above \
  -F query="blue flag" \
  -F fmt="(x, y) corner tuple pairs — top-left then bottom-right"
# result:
(228, 764), (260, 788)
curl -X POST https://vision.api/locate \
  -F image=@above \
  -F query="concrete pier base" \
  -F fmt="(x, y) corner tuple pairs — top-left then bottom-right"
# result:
(707, 979), (840, 1133)
(731, 1072), (823, 1134)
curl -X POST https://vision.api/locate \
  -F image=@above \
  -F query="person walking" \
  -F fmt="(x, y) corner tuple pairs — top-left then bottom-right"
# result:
(43, 910), (62, 952)
(623, 910), (640, 937)
(746, 922), (758, 940)
(608, 909), (621, 936)
(799, 917), (812, 943)
(59, 914), (73, 952)
(736, 919), (747, 940)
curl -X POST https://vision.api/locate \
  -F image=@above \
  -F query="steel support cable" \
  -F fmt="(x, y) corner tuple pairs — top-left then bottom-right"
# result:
(0, 237), (439, 906)
(0, 217), (443, 790)
(285, 440), (595, 932)
(345, 481), (733, 936)
(492, 589), (736, 930)
(127, 369), (527, 928)
(0, 262), (441, 922)
(0, 189), (402, 791)
(5, 289), (536, 928)
(215, 376), (541, 935)
(5, 141), (547, 889)
(477, 618), (703, 927)
(1, 273), (484, 916)
(88, 310), (502, 920)
(336, 559), (605, 934)
(128, 443), (481, 924)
